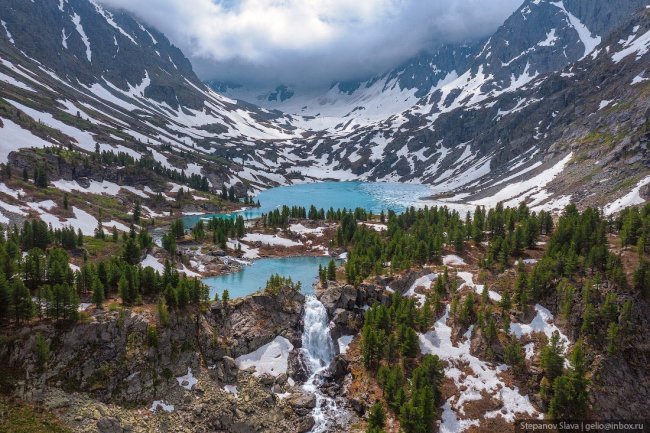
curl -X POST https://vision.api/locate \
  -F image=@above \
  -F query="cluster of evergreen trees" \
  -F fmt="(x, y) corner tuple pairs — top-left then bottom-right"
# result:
(264, 274), (300, 295)
(19, 220), (84, 251)
(261, 205), (371, 228)
(0, 218), (209, 326)
(318, 260), (337, 285)
(361, 293), (444, 433)
(219, 185), (257, 204)
(94, 146), (211, 192)
(615, 204), (650, 296)
(340, 203), (552, 286)
(352, 202), (648, 429)
(539, 333), (589, 420)
(32, 166), (49, 188)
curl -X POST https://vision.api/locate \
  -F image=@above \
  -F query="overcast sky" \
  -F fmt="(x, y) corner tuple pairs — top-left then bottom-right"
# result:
(99, 0), (523, 89)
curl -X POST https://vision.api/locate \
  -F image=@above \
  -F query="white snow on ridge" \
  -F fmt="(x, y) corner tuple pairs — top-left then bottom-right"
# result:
(551, 1), (601, 59)
(1, 20), (14, 44)
(510, 304), (570, 352)
(141, 254), (165, 272)
(0, 183), (25, 199)
(61, 29), (69, 49)
(538, 28), (558, 47)
(405, 273), (437, 306)
(71, 13), (92, 62)
(6, 99), (97, 151)
(472, 153), (572, 208)
(89, 0), (138, 45)
(38, 207), (98, 236)
(103, 220), (131, 233)
(598, 99), (612, 110)
(227, 239), (260, 259)
(242, 233), (302, 247)
(612, 29), (650, 63)
(150, 400), (174, 413)
(138, 23), (158, 45)
(51, 179), (150, 198)
(603, 175), (650, 215)
(289, 224), (325, 237)
(457, 271), (501, 302)
(176, 367), (198, 390)
(443, 254), (466, 266)
(632, 72), (648, 84)
(235, 336), (293, 377)
(0, 70), (36, 92)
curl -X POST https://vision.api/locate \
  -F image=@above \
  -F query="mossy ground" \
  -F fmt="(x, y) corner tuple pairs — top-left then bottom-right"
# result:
(0, 396), (71, 433)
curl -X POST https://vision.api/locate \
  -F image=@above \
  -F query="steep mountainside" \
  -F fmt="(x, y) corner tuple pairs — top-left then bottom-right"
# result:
(274, 0), (650, 211)
(0, 0), (307, 196)
(0, 0), (648, 218)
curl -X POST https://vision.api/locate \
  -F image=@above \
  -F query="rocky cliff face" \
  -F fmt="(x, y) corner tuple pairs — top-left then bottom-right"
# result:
(0, 288), (313, 432)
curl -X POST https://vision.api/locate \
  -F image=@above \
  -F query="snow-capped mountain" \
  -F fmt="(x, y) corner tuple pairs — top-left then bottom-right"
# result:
(0, 0), (648, 214)
(0, 0), (309, 192)
(215, 43), (476, 128)
(268, 0), (650, 210)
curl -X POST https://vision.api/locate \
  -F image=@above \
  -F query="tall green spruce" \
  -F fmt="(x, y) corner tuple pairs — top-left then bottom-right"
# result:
(362, 293), (444, 433)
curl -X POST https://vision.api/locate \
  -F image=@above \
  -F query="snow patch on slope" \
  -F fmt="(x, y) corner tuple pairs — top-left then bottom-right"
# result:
(550, 1), (601, 59)
(71, 13), (92, 62)
(420, 307), (538, 431)
(235, 336), (293, 377)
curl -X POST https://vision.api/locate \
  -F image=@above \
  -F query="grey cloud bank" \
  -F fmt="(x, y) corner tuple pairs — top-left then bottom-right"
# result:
(98, 0), (524, 88)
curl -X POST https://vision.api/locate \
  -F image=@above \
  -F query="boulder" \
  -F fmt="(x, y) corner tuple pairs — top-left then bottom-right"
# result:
(287, 349), (311, 383)
(287, 392), (316, 412)
(323, 355), (348, 382)
(97, 417), (124, 433)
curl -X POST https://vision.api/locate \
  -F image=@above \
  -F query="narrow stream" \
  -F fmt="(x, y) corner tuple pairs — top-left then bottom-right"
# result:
(301, 295), (344, 432)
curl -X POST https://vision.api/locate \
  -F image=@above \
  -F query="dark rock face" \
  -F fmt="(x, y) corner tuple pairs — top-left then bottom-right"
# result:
(287, 349), (311, 384)
(0, 0), (198, 109)
(2, 287), (318, 432)
(322, 355), (349, 382)
(316, 281), (390, 344)
(212, 288), (305, 357)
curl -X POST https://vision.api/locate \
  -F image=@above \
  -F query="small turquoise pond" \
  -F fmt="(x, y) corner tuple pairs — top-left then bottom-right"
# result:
(203, 256), (334, 299)
(183, 181), (432, 227)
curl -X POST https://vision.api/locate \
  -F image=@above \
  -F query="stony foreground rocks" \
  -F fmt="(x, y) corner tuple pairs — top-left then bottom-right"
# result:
(1, 287), (316, 432)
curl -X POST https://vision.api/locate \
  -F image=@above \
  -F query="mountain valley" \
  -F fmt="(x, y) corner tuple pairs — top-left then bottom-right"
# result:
(0, 1), (649, 433)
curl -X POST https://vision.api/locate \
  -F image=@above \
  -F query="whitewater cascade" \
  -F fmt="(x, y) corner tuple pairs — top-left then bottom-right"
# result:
(301, 295), (343, 432)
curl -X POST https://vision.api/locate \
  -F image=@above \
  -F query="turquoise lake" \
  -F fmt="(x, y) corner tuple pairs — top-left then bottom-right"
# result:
(204, 256), (334, 299)
(198, 182), (433, 299)
(183, 181), (433, 227)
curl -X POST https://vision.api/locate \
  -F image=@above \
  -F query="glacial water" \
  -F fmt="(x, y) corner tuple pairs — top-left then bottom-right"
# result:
(183, 181), (433, 227)
(203, 256), (333, 300)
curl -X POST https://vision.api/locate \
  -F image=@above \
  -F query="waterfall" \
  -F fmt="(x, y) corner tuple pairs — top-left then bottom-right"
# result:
(301, 295), (340, 433)
(302, 296), (336, 369)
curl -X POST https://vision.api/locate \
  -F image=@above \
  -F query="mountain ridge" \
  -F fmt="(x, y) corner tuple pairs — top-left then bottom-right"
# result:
(0, 0), (648, 222)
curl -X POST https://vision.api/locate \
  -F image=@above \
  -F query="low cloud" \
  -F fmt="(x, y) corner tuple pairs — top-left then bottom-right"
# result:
(99, 0), (523, 88)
